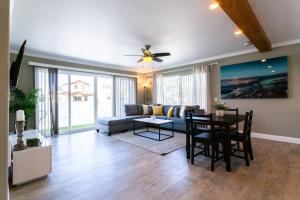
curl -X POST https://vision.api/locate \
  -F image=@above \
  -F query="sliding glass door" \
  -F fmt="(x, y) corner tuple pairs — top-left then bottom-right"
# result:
(70, 74), (95, 130)
(36, 68), (136, 135)
(97, 76), (113, 118)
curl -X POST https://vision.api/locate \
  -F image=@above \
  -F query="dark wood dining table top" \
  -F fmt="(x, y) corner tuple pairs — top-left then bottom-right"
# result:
(186, 114), (245, 126)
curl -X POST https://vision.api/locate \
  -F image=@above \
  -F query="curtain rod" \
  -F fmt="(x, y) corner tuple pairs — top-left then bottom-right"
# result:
(28, 61), (138, 78)
(162, 62), (218, 74)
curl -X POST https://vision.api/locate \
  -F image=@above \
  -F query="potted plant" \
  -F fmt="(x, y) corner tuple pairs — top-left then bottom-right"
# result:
(9, 88), (40, 129)
(212, 103), (228, 117)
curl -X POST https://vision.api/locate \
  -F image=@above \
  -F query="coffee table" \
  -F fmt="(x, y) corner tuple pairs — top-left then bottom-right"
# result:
(133, 118), (174, 141)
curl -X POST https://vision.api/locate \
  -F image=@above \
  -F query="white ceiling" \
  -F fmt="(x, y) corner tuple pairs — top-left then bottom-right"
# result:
(10, 0), (300, 72)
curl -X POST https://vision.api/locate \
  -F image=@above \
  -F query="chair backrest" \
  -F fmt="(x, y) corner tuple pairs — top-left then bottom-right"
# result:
(242, 111), (254, 141)
(227, 108), (239, 131)
(189, 113), (217, 135)
(185, 109), (195, 133)
(247, 110), (254, 138)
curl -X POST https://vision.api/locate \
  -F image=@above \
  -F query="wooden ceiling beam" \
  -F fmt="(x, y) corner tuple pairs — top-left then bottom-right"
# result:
(217, 0), (272, 52)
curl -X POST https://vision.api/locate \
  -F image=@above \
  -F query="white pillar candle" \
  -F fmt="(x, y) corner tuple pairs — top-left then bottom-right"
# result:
(16, 110), (25, 121)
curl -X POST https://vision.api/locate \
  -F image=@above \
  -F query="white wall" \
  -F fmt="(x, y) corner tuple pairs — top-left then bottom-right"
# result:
(0, 0), (10, 199)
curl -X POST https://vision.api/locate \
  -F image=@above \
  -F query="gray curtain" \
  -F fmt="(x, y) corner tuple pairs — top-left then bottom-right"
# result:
(48, 68), (58, 135)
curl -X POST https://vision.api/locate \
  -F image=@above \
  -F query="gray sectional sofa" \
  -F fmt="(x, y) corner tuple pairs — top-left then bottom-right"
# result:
(95, 104), (204, 136)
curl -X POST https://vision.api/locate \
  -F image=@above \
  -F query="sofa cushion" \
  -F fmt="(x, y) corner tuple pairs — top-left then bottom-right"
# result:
(186, 105), (205, 114)
(162, 105), (173, 116)
(123, 115), (148, 122)
(153, 106), (164, 116)
(137, 105), (143, 115)
(148, 105), (153, 115)
(179, 105), (186, 118)
(125, 104), (139, 116)
(96, 117), (129, 126)
(167, 106), (174, 117)
(155, 116), (167, 120)
(166, 117), (185, 125)
(142, 104), (149, 115)
(173, 106), (180, 118)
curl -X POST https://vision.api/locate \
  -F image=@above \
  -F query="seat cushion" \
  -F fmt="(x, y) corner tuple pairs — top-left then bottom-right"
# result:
(155, 116), (167, 120)
(194, 132), (223, 141)
(123, 115), (148, 122)
(96, 117), (129, 126)
(166, 117), (185, 125)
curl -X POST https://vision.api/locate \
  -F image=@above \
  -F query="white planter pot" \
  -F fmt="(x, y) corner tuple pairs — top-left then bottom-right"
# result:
(216, 110), (224, 117)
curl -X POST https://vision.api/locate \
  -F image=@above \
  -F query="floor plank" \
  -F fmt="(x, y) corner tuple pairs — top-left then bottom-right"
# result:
(10, 130), (300, 200)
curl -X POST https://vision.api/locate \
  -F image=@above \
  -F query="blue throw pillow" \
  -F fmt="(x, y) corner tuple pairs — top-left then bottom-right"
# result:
(173, 106), (180, 118)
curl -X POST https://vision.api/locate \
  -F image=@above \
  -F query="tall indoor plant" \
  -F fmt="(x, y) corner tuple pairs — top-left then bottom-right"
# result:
(9, 88), (39, 129)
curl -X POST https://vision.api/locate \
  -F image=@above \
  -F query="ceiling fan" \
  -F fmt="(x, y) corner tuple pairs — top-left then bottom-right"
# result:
(124, 44), (171, 63)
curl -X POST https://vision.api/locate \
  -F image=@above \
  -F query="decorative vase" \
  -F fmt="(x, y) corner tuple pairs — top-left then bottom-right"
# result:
(216, 110), (224, 117)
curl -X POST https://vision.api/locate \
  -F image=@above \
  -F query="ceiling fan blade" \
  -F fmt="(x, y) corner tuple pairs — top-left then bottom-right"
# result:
(137, 58), (143, 63)
(124, 55), (143, 57)
(152, 52), (171, 57)
(153, 57), (163, 62)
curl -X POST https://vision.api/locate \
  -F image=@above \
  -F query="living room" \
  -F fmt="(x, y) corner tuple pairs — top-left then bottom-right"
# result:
(1, 0), (300, 199)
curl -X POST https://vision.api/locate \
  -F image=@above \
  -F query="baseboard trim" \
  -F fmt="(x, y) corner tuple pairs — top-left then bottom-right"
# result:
(251, 132), (300, 144)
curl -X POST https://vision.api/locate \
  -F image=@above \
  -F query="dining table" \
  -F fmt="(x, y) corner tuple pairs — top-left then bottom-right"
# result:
(185, 113), (245, 172)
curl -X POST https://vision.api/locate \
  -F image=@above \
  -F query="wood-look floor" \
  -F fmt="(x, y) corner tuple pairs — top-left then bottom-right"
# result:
(10, 130), (300, 200)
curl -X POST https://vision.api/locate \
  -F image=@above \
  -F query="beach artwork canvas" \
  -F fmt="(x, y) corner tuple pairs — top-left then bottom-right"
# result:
(221, 56), (288, 99)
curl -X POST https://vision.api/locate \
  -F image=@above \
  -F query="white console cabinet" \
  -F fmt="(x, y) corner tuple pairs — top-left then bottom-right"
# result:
(9, 130), (52, 185)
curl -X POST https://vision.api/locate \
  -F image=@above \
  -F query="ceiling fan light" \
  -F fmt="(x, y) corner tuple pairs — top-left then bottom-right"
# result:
(143, 57), (153, 62)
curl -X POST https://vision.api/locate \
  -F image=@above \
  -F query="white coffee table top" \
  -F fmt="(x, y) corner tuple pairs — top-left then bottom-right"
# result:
(134, 118), (173, 125)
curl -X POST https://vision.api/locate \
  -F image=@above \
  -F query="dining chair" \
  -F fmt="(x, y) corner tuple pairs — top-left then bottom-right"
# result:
(185, 110), (208, 156)
(230, 110), (254, 166)
(190, 113), (225, 171)
(226, 108), (240, 149)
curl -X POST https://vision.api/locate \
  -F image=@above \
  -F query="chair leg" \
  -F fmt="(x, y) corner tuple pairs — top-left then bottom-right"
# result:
(191, 140), (195, 165)
(216, 143), (219, 159)
(237, 141), (240, 150)
(248, 139), (254, 160)
(211, 144), (215, 171)
(243, 141), (250, 167)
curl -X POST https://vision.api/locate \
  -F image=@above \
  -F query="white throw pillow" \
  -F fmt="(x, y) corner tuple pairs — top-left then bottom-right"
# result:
(142, 104), (149, 115)
(179, 105), (186, 118)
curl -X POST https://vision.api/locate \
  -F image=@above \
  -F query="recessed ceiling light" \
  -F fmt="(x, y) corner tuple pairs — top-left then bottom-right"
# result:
(261, 59), (267, 62)
(271, 70), (276, 73)
(234, 30), (242, 35)
(209, 2), (219, 10)
(268, 66), (272, 69)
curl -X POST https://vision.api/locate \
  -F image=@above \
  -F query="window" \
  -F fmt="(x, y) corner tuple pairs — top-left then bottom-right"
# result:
(35, 68), (51, 136)
(115, 76), (136, 116)
(97, 76), (113, 117)
(36, 68), (137, 135)
(162, 74), (193, 105)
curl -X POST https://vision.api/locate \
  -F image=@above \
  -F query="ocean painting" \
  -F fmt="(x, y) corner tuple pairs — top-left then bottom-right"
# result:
(221, 56), (288, 99)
